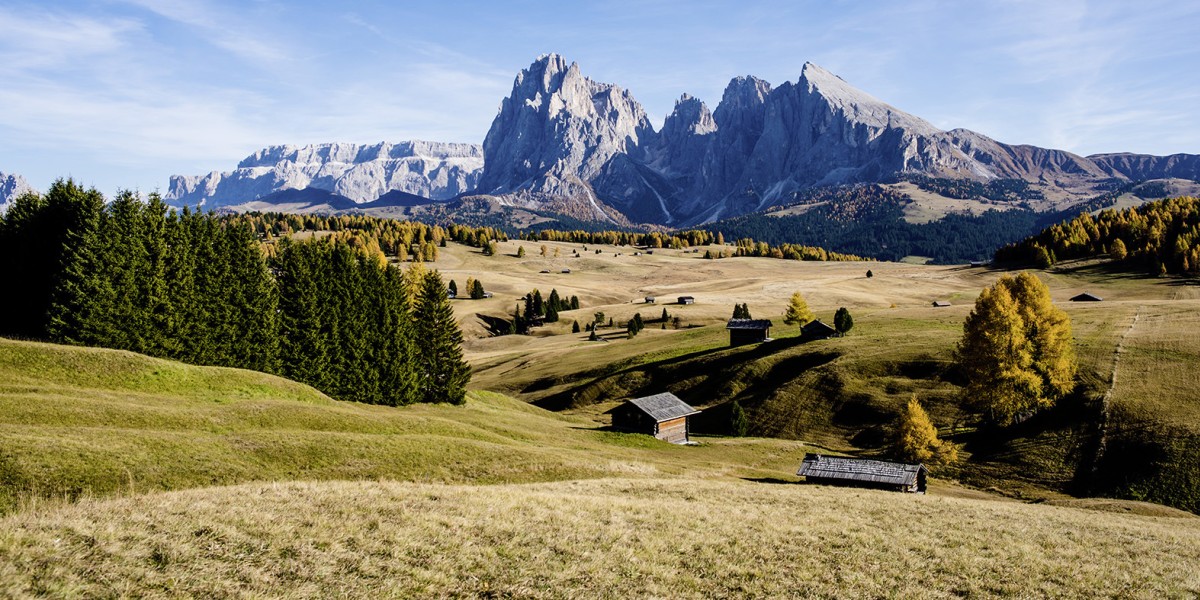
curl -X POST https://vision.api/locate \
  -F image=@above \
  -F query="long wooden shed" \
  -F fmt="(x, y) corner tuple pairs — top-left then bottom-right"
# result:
(610, 392), (700, 444)
(796, 453), (927, 493)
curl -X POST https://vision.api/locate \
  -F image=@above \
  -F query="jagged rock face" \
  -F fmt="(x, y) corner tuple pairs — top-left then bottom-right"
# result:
(163, 56), (1198, 225)
(165, 141), (483, 209)
(477, 54), (657, 221)
(0, 172), (35, 214)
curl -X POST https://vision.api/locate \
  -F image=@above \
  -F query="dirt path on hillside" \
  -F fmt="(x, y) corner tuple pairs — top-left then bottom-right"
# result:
(1091, 307), (1142, 474)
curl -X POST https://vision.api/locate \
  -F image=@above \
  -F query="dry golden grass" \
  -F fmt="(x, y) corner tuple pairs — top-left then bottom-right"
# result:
(2, 478), (1197, 598)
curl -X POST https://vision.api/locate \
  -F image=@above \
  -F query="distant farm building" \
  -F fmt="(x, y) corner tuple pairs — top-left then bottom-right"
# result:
(932, 301), (951, 308)
(610, 392), (700, 444)
(645, 296), (656, 304)
(796, 453), (927, 493)
(726, 319), (773, 346)
(801, 319), (837, 340)
(562, 268), (572, 274)
(1071, 292), (1103, 302)
(678, 296), (695, 305)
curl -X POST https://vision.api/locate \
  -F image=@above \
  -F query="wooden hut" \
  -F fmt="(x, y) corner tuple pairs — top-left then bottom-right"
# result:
(796, 453), (927, 493)
(932, 301), (951, 308)
(1070, 292), (1103, 302)
(726, 319), (773, 346)
(801, 319), (837, 340)
(610, 392), (700, 444)
(678, 296), (695, 305)
(645, 296), (656, 304)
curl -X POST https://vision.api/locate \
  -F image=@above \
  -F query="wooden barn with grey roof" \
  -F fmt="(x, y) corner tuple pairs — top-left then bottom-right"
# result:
(610, 392), (700, 444)
(796, 453), (927, 493)
(726, 318), (773, 346)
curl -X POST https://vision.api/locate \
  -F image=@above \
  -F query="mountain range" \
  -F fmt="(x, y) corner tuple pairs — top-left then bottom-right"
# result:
(10, 55), (1200, 227)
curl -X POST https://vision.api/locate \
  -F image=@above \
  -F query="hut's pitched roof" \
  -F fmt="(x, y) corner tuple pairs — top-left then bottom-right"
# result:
(626, 392), (699, 422)
(801, 320), (837, 336)
(796, 453), (925, 487)
(1070, 292), (1103, 302)
(932, 301), (952, 307)
(726, 318), (774, 330)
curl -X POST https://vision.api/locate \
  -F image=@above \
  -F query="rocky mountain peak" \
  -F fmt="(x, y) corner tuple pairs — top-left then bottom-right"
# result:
(0, 172), (35, 214)
(477, 55), (656, 221)
(797, 62), (941, 136)
(714, 76), (772, 126)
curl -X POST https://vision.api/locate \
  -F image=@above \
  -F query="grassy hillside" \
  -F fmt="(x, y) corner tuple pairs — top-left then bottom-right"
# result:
(4, 314), (1200, 596)
(2, 478), (1197, 598)
(0, 337), (823, 514)
(439, 239), (1200, 509)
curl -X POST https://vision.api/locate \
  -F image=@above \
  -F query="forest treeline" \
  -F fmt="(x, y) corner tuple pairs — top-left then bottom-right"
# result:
(705, 185), (1043, 263)
(227, 211), (508, 262)
(994, 196), (1200, 275)
(523, 227), (863, 262)
(0, 180), (471, 406)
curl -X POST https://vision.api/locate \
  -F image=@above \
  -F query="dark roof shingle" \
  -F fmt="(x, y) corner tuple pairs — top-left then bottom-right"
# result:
(726, 318), (773, 330)
(796, 453), (925, 487)
(627, 392), (699, 422)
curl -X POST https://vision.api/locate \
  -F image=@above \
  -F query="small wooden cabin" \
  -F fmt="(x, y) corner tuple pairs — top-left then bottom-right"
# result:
(610, 392), (700, 444)
(932, 301), (951, 308)
(1070, 292), (1103, 302)
(678, 296), (695, 305)
(726, 319), (773, 346)
(801, 319), (837, 341)
(645, 296), (656, 304)
(796, 453), (927, 493)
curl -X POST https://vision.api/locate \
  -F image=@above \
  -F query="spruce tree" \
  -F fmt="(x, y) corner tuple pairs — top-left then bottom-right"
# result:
(415, 270), (470, 404)
(277, 240), (331, 391)
(7, 180), (104, 341)
(834, 307), (853, 336)
(471, 279), (485, 300)
(730, 400), (749, 437)
(572, 320), (580, 333)
(448, 280), (458, 298)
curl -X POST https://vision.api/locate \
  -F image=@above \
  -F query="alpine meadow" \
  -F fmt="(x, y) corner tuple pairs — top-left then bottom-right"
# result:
(4, 2), (1200, 596)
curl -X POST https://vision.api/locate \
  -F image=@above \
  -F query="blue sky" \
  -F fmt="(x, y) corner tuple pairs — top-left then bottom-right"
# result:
(2, 0), (1198, 196)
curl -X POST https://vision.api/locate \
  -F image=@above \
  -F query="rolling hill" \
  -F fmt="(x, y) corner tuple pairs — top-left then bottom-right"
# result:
(1, 335), (1198, 597)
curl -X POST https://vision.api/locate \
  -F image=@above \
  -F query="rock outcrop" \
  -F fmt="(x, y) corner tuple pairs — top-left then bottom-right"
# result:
(476, 54), (658, 222)
(0, 172), (35, 214)
(165, 141), (483, 210)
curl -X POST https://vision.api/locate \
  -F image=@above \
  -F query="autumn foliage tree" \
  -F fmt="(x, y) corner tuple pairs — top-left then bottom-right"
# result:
(783, 291), (815, 326)
(956, 273), (1076, 425)
(893, 395), (957, 466)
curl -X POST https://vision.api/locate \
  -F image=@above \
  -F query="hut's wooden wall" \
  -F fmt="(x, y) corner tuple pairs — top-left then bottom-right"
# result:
(656, 417), (689, 444)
